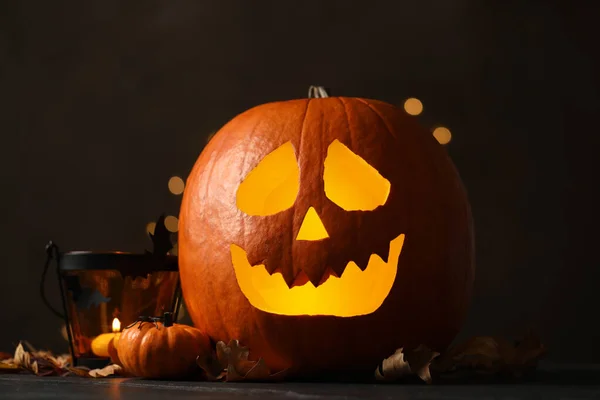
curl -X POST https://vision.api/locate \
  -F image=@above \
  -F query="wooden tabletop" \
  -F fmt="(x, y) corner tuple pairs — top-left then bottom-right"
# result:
(1, 364), (599, 400)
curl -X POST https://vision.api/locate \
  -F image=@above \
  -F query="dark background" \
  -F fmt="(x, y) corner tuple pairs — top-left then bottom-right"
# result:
(0, 1), (598, 363)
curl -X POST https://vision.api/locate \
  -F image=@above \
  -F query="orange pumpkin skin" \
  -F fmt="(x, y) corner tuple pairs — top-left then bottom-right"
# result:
(179, 96), (474, 378)
(117, 322), (211, 379)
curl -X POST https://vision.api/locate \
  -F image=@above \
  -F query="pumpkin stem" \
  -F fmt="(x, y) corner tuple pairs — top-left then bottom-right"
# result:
(308, 86), (330, 98)
(163, 312), (174, 327)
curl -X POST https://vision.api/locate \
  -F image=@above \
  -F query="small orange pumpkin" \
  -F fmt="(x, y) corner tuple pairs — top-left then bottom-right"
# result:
(117, 312), (211, 379)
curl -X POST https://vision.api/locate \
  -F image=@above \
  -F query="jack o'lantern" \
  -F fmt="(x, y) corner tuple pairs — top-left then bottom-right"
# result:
(179, 86), (474, 378)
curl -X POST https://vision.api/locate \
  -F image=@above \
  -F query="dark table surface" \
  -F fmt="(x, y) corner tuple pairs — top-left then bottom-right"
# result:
(1, 363), (599, 400)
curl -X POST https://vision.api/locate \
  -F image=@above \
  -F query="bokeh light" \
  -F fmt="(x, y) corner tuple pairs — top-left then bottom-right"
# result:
(168, 176), (185, 195)
(146, 222), (156, 235)
(433, 127), (452, 145)
(164, 215), (179, 233)
(403, 98), (423, 116)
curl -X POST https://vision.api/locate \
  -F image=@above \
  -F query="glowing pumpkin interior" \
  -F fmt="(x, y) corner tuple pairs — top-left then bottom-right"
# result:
(232, 140), (404, 317)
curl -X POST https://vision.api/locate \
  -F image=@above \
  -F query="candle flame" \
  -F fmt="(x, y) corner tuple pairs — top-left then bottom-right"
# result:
(112, 317), (121, 332)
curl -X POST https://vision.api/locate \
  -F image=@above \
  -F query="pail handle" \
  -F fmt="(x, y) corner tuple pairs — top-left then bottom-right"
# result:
(41, 241), (65, 319)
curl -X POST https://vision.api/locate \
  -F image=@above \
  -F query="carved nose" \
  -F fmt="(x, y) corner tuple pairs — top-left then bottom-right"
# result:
(296, 207), (329, 241)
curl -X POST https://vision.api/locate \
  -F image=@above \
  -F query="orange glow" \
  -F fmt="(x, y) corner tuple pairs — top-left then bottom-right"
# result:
(112, 318), (121, 333)
(236, 141), (299, 216)
(296, 207), (329, 241)
(324, 140), (390, 211)
(231, 234), (405, 316)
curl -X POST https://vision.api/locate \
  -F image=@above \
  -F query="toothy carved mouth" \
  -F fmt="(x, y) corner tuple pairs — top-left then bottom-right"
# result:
(230, 234), (405, 317)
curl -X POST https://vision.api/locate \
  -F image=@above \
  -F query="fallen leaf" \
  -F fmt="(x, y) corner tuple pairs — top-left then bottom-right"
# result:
(265, 368), (289, 382)
(243, 358), (271, 381)
(30, 361), (39, 375)
(197, 339), (287, 382)
(404, 345), (441, 383)
(433, 336), (507, 373)
(375, 348), (411, 381)
(0, 362), (21, 373)
(224, 340), (255, 379)
(35, 354), (68, 376)
(13, 343), (36, 374)
(223, 341), (249, 367)
(2, 342), (123, 378)
(215, 341), (230, 371)
(88, 364), (122, 378)
(227, 357), (270, 382)
(512, 331), (546, 368)
(196, 352), (226, 380)
(375, 346), (439, 384)
(66, 366), (91, 377)
(430, 333), (546, 381)
(0, 352), (12, 361)
(54, 354), (71, 368)
(13, 343), (27, 366)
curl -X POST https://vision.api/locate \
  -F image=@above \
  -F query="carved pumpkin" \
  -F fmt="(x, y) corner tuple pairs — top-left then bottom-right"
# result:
(117, 313), (211, 379)
(179, 87), (474, 378)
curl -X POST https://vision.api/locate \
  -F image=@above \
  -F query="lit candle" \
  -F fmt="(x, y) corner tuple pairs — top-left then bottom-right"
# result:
(91, 318), (121, 358)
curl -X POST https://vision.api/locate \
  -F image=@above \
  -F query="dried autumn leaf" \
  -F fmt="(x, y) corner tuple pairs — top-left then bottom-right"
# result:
(225, 364), (248, 382)
(197, 340), (287, 382)
(223, 341), (248, 367)
(30, 361), (39, 375)
(375, 348), (411, 381)
(227, 357), (271, 382)
(430, 333), (546, 380)
(13, 343), (27, 366)
(196, 352), (226, 381)
(404, 345), (441, 383)
(264, 368), (288, 382)
(54, 354), (71, 368)
(375, 346), (439, 384)
(0, 352), (12, 361)
(13, 343), (38, 374)
(88, 364), (122, 378)
(66, 366), (92, 377)
(511, 331), (546, 368)
(224, 340), (257, 379)
(243, 358), (271, 380)
(435, 336), (509, 373)
(2, 342), (81, 377)
(0, 362), (21, 373)
(215, 341), (230, 371)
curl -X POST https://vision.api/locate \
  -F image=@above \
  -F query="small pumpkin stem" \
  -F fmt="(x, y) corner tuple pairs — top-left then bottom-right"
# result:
(308, 86), (330, 98)
(163, 312), (174, 327)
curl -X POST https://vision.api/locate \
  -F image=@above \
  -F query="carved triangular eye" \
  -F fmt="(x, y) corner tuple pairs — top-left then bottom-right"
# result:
(236, 142), (300, 216)
(323, 140), (390, 211)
